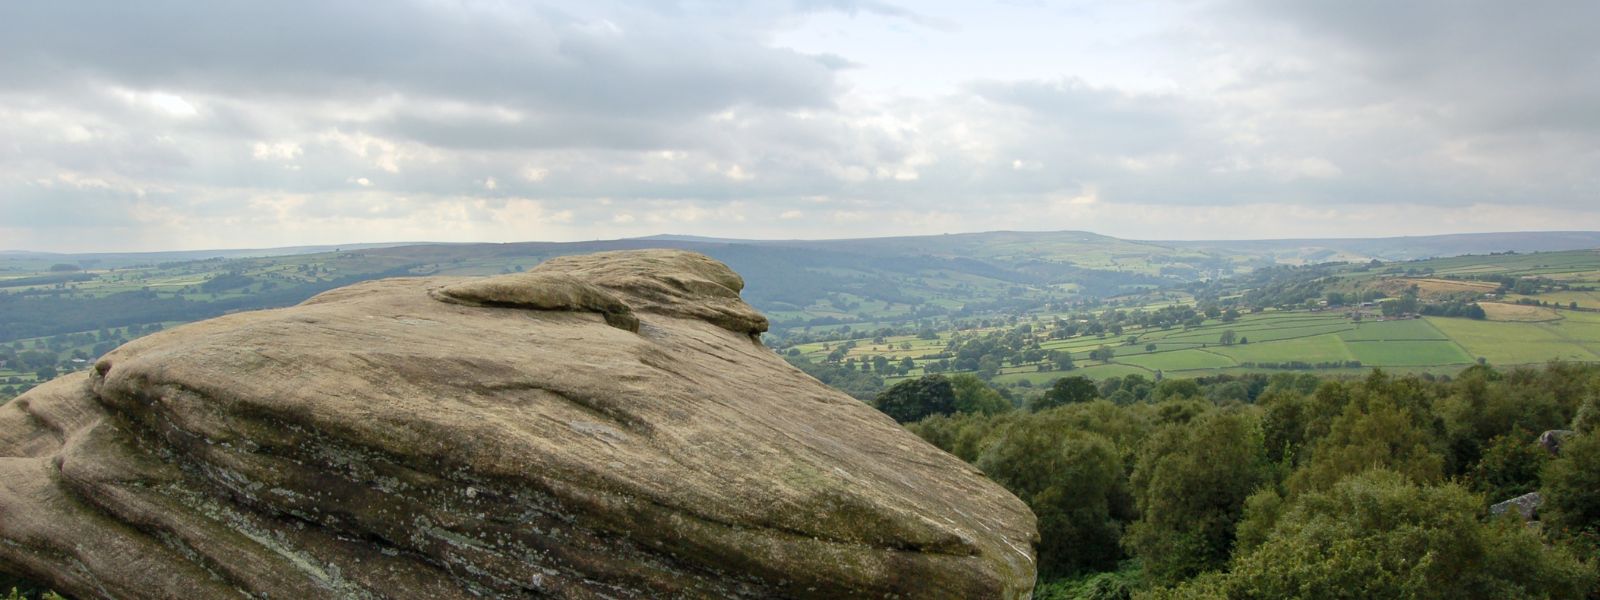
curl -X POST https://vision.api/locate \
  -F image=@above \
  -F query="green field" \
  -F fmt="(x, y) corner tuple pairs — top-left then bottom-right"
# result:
(1428, 316), (1600, 365)
(1338, 319), (1450, 341)
(7, 236), (1600, 402)
(1211, 333), (1356, 364)
(1345, 340), (1474, 366)
(1118, 349), (1237, 371)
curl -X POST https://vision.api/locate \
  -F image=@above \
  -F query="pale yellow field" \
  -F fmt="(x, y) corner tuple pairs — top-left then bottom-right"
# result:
(1479, 302), (1562, 322)
(1375, 277), (1499, 299)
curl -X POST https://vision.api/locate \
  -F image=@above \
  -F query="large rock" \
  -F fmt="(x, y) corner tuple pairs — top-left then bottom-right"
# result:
(0, 250), (1037, 599)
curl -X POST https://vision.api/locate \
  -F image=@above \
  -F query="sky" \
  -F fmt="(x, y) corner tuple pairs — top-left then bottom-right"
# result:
(2, 0), (1598, 252)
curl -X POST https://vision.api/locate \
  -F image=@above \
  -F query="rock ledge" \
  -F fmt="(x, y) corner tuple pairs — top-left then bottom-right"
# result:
(0, 249), (1036, 599)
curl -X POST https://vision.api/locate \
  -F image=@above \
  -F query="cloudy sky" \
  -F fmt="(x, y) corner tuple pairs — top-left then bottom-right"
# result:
(3, 0), (1597, 252)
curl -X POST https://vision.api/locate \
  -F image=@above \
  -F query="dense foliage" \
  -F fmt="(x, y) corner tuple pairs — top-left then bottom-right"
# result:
(907, 364), (1600, 598)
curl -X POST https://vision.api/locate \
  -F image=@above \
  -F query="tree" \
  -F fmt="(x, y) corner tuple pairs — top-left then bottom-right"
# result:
(1089, 345), (1115, 362)
(949, 373), (1012, 415)
(1542, 430), (1600, 537)
(1216, 470), (1594, 599)
(977, 355), (1002, 378)
(1031, 376), (1100, 411)
(1219, 330), (1237, 346)
(1381, 293), (1421, 317)
(1124, 412), (1269, 584)
(1466, 429), (1549, 502)
(873, 375), (957, 423)
(1288, 394), (1444, 494)
(1152, 378), (1201, 402)
(16, 351), (54, 371)
(1052, 350), (1076, 371)
(978, 426), (1130, 577)
(1145, 343), (1157, 352)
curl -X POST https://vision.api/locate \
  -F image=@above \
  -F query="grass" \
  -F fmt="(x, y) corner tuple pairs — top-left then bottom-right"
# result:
(1426, 316), (1600, 365)
(1345, 340), (1474, 366)
(1338, 319), (1450, 341)
(1211, 334), (1356, 364)
(1119, 349), (1237, 372)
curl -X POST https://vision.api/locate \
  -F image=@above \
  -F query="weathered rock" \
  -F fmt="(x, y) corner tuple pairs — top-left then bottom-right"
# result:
(0, 249), (1037, 599)
(1540, 430), (1575, 456)
(1489, 492), (1542, 521)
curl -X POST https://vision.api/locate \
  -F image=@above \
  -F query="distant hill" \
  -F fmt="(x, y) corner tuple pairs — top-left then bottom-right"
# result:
(0, 242), (436, 271)
(3, 229), (1598, 345)
(1157, 231), (1600, 263)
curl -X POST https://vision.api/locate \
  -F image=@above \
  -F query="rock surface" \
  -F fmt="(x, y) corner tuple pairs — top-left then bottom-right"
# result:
(1540, 429), (1575, 456)
(1489, 492), (1542, 521)
(0, 249), (1037, 599)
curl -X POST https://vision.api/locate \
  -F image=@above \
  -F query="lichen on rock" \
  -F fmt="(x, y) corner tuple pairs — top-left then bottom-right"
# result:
(0, 249), (1037, 599)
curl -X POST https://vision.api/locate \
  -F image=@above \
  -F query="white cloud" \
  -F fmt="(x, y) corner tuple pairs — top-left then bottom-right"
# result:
(251, 141), (303, 161)
(111, 88), (199, 118)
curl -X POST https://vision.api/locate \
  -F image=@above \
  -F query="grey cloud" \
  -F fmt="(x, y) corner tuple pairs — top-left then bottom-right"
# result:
(968, 78), (1193, 155)
(3, 0), (1599, 251)
(1229, 0), (1600, 134)
(376, 111), (686, 152)
(793, 0), (958, 31)
(0, 1), (840, 120)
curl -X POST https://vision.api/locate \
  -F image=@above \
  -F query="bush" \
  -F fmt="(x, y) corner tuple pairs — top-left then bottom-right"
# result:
(1035, 561), (1142, 600)
(1222, 470), (1594, 599)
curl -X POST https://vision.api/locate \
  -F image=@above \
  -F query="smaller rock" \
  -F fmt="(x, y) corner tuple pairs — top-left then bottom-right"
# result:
(430, 272), (639, 332)
(1539, 430), (1576, 456)
(1490, 492), (1542, 521)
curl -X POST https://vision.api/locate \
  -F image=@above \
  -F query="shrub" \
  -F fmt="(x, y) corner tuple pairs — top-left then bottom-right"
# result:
(1222, 470), (1594, 599)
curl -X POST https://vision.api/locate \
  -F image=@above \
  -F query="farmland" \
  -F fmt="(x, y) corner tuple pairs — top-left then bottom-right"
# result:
(790, 309), (1502, 390)
(5, 233), (1600, 402)
(780, 247), (1600, 400)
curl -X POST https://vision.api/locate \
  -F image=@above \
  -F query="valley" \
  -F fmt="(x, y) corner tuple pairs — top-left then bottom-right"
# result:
(3, 232), (1600, 403)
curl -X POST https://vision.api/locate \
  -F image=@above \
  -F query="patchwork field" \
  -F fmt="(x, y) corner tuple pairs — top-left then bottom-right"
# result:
(851, 302), (1600, 386)
(8, 239), (1600, 403)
